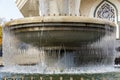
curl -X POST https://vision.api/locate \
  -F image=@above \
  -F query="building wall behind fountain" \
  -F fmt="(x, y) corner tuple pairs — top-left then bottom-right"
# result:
(80, 0), (98, 17)
(79, 0), (120, 46)
(15, 0), (120, 22)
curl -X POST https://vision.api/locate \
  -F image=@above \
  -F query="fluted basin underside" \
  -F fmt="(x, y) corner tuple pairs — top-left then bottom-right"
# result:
(6, 16), (115, 49)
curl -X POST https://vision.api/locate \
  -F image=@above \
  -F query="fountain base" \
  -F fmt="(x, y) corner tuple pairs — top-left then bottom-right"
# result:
(1, 71), (120, 80)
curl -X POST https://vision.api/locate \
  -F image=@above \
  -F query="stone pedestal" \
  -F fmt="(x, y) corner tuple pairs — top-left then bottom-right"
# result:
(39, 0), (81, 16)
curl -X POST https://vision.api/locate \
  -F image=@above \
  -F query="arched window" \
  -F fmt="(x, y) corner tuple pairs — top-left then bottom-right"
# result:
(94, 0), (117, 22)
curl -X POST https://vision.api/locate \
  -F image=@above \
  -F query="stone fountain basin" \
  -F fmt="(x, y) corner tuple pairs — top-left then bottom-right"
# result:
(5, 16), (115, 49)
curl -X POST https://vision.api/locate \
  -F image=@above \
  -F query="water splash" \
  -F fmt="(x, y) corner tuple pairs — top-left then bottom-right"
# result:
(0, 65), (120, 74)
(2, 23), (116, 74)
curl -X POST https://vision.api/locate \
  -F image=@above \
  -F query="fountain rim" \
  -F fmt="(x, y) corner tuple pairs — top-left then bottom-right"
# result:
(5, 16), (116, 27)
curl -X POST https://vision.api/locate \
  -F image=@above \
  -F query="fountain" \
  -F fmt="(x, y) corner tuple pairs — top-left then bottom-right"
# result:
(1, 0), (120, 79)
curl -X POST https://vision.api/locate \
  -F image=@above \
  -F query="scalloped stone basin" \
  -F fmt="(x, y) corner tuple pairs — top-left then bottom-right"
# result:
(4, 16), (116, 66)
(5, 16), (115, 49)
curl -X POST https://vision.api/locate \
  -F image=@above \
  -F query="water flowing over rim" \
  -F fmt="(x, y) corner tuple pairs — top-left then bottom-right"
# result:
(5, 16), (116, 27)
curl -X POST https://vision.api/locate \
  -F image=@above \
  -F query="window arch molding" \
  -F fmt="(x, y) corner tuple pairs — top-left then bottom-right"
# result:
(94, 0), (118, 23)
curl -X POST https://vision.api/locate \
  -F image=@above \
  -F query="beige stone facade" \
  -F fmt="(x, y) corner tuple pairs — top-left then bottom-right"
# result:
(16, 0), (120, 38)
(16, 0), (39, 17)
(15, 0), (120, 19)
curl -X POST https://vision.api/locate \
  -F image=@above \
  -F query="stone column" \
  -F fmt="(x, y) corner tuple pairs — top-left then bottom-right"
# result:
(39, 0), (81, 16)
(69, 0), (81, 16)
